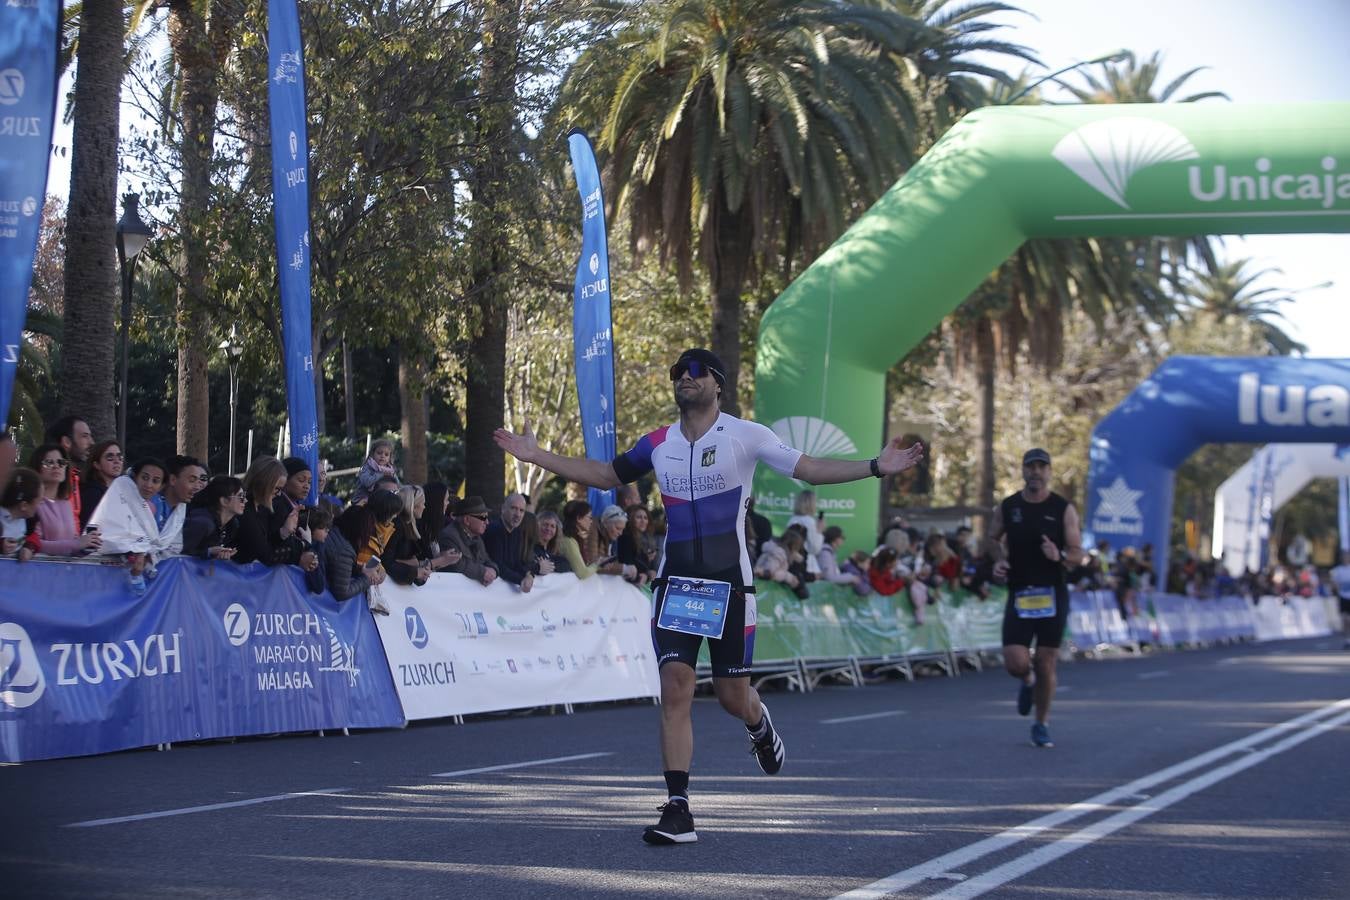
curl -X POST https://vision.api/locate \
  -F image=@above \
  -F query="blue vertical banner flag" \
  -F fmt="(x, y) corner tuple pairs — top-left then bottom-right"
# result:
(268, 0), (319, 499)
(0, 1), (59, 428)
(567, 131), (616, 515)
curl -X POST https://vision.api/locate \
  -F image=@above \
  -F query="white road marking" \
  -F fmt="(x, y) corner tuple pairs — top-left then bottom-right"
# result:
(929, 707), (1350, 899)
(1136, 670), (1171, 680)
(432, 751), (611, 778)
(821, 710), (908, 725)
(65, 788), (349, 829)
(831, 697), (1350, 900)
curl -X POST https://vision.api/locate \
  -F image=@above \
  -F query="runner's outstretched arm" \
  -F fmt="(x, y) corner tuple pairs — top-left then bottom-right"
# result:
(494, 422), (622, 489)
(792, 438), (924, 485)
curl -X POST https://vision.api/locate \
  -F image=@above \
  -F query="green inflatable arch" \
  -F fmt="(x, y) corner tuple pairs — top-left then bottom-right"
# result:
(752, 102), (1350, 538)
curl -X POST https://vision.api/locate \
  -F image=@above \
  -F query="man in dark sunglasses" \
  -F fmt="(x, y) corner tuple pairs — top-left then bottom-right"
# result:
(494, 347), (924, 845)
(437, 495), (499, 587)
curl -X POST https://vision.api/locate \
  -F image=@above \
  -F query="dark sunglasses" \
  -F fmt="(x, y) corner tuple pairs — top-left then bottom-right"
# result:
(669, 360), (721, 382)
(467, 513), (489, 522)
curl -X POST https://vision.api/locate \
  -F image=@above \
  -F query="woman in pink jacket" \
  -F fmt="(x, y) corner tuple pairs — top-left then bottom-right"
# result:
(19, 444), (102, 559)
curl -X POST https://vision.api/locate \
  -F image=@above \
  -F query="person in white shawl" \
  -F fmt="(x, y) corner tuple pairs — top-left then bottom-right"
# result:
(89, 460), (185, 593)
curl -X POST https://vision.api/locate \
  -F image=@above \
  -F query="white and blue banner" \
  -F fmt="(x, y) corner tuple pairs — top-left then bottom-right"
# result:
(268, 0), (319, 497)
(0, 1), (58, 427)
(567, 130), (616, 514)
(373, 573), (658, 721)
(0, 558), (404, 762)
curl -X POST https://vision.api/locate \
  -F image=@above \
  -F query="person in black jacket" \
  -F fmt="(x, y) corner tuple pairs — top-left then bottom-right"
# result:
(302, 505), (332, 594)
(325, 504), (387, 602)
(181, 476), (244, 559)
(234, 456), (315, 573)
(384, 485), (431, 586)
(484, 492), (553, 592)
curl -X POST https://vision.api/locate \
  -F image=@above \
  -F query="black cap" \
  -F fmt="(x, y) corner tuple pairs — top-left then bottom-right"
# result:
(1022, 448), (1051, 466)
(671, 348), (726, 387)
(282, 456), (311, 477)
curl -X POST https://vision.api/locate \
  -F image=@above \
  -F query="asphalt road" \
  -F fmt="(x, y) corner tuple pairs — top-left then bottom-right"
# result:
(3, 636), (1348, 899)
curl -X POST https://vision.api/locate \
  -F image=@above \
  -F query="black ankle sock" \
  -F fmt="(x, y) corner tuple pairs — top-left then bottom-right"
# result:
(748, 706), (769, 738)
(664, 770), (689, 803)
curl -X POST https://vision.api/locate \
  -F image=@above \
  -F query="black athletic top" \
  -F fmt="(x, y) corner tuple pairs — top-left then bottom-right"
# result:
(1000, 491), (1069, 590)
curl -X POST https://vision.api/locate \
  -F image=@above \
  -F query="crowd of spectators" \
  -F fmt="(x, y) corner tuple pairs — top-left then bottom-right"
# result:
(748, 493), (1003, 622)
(5, 423), (1342, 618)
(0, 420), (668, 611)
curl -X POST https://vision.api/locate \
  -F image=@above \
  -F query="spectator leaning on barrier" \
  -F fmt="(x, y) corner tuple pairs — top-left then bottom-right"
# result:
(557, 499), (608, 580)
(2, 467), (40, 556)
(596, 504), (641, 583)
(485, 492), (545, 592)
(327, 504), (387, 602)
(786, 489), (824, 576)
(384, 484), (432, 587)
(744, 497), (773, 561)
(45, 415), (93, 526)
(536, 509), (569, 574)
(816, 526), (862, 588)
(87, 458), (179, 595)
(79, 440), (123, 528)
(302, 505), (333, 594)
(619, 504), (659, 584)
(418, 482), (463, 573)
(754, 528), (808, 598)
(276, 457), (312, 518)
(153, 455), (206, 531)
(21, 444), (100, 561)
(439, 495), (498, 586)
(181, 475), (243, 560)
(235, 456), (313, 570)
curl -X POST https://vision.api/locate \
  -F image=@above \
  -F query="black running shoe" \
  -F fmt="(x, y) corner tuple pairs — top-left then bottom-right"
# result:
(642, 800), (697, 844)
(1017, 681), (1034, 717)
(748, 703), (785, 775)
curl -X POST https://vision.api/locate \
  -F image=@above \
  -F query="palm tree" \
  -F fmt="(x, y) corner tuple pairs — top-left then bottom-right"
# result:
(59, 0), (126, 441)
(1182, 259), (1310, 356)
(563, 0), (1034, 413)
(1062, 50), (1228, 105)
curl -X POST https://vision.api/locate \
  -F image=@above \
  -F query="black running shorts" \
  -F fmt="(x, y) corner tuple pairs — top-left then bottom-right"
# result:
(1002, 584), (1070, 649)
(651, 582), (756, 678)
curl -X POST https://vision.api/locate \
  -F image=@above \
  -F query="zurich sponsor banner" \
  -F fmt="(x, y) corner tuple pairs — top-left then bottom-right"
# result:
(0, 558), (403, 763)
(268, 0), (318, 497)
(1084, 356), (1350, 581)
(372, 572), (658, 720)
(566, 131), (616, 514)
(0, 1), (58, 427)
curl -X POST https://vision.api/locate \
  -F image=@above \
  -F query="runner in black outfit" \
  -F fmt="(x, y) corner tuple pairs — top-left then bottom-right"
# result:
(990, 448), (1083, 748)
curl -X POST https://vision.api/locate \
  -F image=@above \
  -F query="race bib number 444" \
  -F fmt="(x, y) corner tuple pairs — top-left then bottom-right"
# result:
(657, 577), (731, 639)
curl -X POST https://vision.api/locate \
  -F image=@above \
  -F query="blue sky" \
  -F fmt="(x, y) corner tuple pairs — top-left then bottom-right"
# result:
(976, 0), (1350, 357)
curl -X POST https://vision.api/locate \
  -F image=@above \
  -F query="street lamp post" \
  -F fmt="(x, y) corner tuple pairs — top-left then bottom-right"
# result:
(217, 324), (244, 475)
(1005, 50), (1133, 104)
(115, 194), (153, 449)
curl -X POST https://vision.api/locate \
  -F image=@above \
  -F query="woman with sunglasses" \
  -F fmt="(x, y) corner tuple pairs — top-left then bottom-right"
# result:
(494, 346), (924, 846)
(181, 476), (245, 559)
(18, 443), (101, 559)
(79, 440), (123, 528)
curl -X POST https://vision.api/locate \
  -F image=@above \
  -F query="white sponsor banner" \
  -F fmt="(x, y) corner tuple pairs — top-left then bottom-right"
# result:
(373, 572), (659, 720)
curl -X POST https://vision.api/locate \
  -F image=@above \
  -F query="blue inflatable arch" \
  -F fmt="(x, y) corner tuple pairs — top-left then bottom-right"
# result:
(1085, 356), (1350, 579)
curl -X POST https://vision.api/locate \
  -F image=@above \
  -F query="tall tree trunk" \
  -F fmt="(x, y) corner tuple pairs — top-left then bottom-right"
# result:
(342, 338), (356, 441)
(709, 196), (751, 416)
(168, 0), (237, 459)
(399, 348), (429, 484)
(462, 0), (521, 504)
(975, 316), (997, 532)
(59, 0), (123, 440)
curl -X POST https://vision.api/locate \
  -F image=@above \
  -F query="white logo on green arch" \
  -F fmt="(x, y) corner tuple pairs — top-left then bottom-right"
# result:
(1052, 118), (1199, 209)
